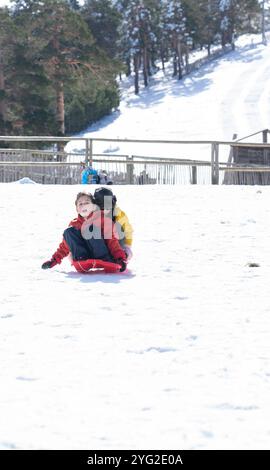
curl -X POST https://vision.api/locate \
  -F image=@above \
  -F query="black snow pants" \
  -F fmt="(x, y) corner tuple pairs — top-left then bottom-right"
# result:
(63, 226), (114, 262)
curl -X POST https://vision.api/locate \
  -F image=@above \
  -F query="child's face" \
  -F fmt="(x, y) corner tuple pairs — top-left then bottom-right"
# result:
(76, 196), (95, 218)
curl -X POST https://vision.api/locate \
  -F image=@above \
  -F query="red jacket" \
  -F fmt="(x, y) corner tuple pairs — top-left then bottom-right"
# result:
(52, 211), (126, 264)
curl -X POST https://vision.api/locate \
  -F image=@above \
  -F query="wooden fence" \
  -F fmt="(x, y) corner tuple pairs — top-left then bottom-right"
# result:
(0, 151), (212, 185)
(0, 136), (215, 185)
(1, 130), (270, 185)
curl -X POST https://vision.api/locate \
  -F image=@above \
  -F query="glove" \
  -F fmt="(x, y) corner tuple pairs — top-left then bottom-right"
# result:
(116, 259), (127, 272)
(41, 258), (58, 270)
(124, 245), (133, 261)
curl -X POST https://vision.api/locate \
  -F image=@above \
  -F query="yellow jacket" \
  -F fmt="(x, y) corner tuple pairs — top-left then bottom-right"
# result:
(114, 206), (133, 247)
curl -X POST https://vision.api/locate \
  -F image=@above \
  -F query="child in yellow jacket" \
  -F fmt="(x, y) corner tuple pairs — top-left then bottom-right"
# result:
(93, 187), (133, 260)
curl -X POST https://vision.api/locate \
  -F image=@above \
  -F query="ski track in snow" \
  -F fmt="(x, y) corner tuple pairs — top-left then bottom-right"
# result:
(1, 184), (270, 449)
(231, 53), (270, 136)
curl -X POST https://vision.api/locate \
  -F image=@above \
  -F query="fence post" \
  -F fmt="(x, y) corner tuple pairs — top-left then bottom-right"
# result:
(85, 139), (93, 166)
(215, 143), (219, 184)
(126, 155), (134, 184)
(211, 142), (219, 184)
(191, 165), (197, 184)
(262, 129), (268, 166)
(211, 143), (215, 184)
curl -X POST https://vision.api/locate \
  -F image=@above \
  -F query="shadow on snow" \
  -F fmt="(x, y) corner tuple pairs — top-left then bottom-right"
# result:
(62, 269), (135, 284)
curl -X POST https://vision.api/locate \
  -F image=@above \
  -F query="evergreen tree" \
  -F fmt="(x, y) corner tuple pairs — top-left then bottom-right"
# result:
(197, 0), (220, 55)
(8, 40), (56, 136)
(120, 0), (142, 94)
(0, 8), (16, 133)
(14, 0), (96, 136)
(67, 0), (81, 10)
(5, 0), (262, 113)
(11, 0), (120, 137)
(0, 5), (56, 139)
(65, 74), (119, 133)
(137, 1), (152, 86)
(163, 0), (187, 78)
(142, 0), (161, 73)
(82, 0), (122, 59)
(219, 0), (260, 48)
(118, 0), (159, 93)
(116, 0), (133, 76)
(181, 0), (200, 48)
(156, 0), (172, 69)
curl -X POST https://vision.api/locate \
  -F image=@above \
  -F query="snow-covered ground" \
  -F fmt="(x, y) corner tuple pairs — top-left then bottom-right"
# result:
(2, 32), (270, 450)
(1, 183), (270, 450)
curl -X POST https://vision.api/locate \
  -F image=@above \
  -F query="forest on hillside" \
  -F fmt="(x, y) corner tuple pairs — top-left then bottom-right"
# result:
(0, 0), (264, 137)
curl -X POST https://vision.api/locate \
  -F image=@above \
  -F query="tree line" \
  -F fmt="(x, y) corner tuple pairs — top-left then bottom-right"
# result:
(0, 0), (263, 138)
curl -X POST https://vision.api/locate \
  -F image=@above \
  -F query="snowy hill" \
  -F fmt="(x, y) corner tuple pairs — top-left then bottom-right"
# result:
(1, 183), (270, 450)
(67, 33), (270, 161)
(2, 33), (270, 451)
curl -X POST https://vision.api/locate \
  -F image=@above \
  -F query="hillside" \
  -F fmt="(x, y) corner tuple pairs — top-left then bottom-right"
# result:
(67, 32), (270, 161)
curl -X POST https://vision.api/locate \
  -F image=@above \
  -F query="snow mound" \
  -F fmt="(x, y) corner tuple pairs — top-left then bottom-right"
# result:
(13, 177), (37, 184)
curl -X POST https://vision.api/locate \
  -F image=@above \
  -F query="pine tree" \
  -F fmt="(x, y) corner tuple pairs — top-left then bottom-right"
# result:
(141, 0), (161, 73)
(163, 0), (187, 79)
(8, 41), (56, 136)
(181, 0), (200, 48)
(67, 0), (81, 10)
(156, 0), (171, 70)
(0, 5), (57, 138)
(13, 0), (97, 136)
(133, 1), (151, 87)
(117, 0), (159, 93)
(120, 0), (142, 94)
(198, 0), (220, 55)
(82, 0), (122, 59)
(6, 0), (120, 136)
(0, 8), (16, 133)
(219, 0), (260, 48)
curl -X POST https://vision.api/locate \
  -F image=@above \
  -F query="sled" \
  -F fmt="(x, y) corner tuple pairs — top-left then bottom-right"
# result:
(72, 259), (122, 273)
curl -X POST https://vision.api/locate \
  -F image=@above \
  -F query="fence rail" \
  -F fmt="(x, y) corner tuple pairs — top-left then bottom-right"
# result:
(1, 130), (270, 185)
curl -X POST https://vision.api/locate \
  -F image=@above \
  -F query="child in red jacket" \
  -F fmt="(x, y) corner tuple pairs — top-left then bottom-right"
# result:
(41, 192), (127, 273)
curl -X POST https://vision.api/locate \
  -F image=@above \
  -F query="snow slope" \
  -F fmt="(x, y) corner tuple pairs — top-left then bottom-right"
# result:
(67, 33), (270, 162)
(1, 183), (270, 450)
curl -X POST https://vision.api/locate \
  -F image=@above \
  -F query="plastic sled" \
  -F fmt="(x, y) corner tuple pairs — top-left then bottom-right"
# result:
(72, 259), (122, 273)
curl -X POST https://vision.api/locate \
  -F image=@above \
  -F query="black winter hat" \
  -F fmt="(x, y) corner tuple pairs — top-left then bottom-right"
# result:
(94, 187), (117, 209)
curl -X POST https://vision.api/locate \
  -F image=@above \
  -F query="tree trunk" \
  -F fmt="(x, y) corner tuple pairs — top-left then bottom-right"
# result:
(126, 58), (131, 77)
(0, 50), (6, 122)
(56, 80), (65, 156)
(176, 39), (182, 80)
(177, 56), (182, 80)
(173, 54), (177, 77)
(221, 31), (226, 47)
(148, 53), (153, 76)
(142, 47), (148, 87)
(231, 31), (235, 50)
(185, 52), (189, 73)
(56, 80), (65, 136)
(161, 53), (165, 71)
(134, 54), (140, 95)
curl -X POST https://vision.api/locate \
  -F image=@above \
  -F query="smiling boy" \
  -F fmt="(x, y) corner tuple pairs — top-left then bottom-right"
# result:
(41, 192), (127, 273)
